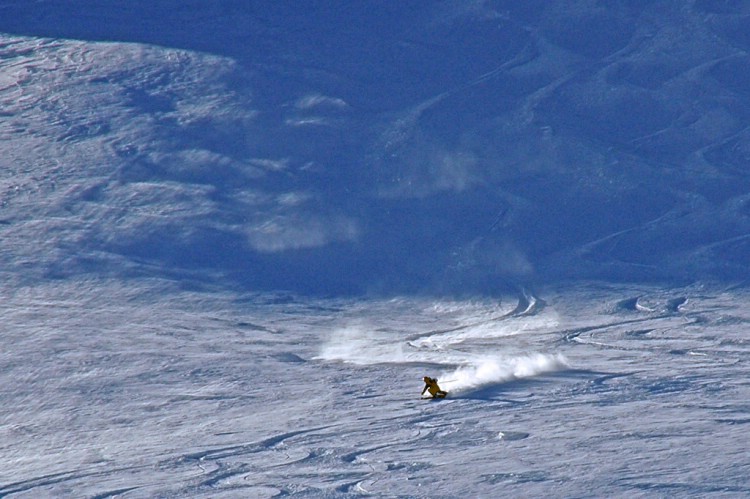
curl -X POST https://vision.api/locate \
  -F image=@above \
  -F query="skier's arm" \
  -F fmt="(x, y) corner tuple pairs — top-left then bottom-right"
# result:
(421, 384), (428, 395)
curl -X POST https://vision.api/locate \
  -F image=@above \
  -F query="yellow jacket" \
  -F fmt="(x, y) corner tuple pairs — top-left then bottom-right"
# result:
(422, 376), (447, 398)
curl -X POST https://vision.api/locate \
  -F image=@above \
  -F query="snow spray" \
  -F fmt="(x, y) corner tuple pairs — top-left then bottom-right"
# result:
(317, 324), (408, 364)
(317, 325), (569, 393)
(438, 353), (569, 394)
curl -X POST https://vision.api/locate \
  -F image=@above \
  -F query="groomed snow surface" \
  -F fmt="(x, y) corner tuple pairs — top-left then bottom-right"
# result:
(1, 280), (748, 497)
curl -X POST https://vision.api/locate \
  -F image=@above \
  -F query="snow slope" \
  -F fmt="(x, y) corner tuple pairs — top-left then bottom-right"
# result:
(1, 1), (750, 293)
(1, 281), (748, 497)
(1, 1), (750, 497)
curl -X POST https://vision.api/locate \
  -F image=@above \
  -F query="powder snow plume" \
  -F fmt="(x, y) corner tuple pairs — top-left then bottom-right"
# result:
(317, 324), (570, 396)
(438, 353), (569, 395)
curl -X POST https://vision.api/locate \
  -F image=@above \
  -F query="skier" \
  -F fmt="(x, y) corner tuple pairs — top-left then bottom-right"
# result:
(421, 376), (448, 398)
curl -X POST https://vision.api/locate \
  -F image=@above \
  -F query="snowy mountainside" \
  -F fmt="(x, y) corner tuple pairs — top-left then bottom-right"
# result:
(1, 3), (750, 497)
(1, 2), (749, 293)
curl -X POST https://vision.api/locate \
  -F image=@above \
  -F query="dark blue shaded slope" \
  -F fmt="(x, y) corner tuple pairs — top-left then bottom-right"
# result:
(1, 1), (749, 294)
